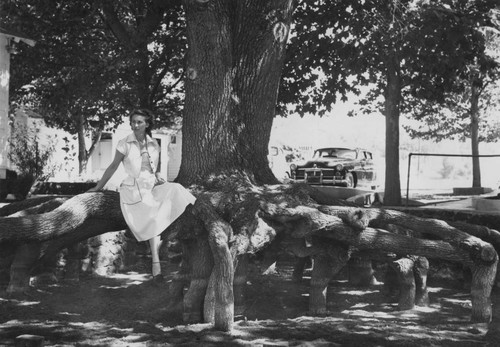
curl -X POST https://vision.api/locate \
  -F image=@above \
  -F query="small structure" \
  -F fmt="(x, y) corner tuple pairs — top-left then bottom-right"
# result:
(0, 26), (35, 179)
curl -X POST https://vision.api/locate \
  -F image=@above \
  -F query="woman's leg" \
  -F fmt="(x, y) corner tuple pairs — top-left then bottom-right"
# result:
(149, 235), (162, 277)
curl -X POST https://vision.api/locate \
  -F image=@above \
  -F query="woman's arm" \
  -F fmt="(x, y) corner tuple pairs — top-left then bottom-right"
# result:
(88, 150), (125, 191)
(154, 158), (166, 185)
(154, 141), (166, 185)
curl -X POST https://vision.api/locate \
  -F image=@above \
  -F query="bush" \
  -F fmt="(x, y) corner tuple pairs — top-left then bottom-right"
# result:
(8, 124), (57, 199)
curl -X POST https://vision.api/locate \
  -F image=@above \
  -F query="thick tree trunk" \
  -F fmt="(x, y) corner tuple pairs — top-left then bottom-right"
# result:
(179, 0), (294, 185)
(414, 256), (429, 306)
(348, 257), (375, 287)
(77, 112), (88, 175)
(470, 81), (481, 188)
(309, 244), (350, 314)
(7, 243), (41, 294)
(383, 49), (402, 206)
(292, 256), (310, 282)
(182, 236), (213, 324)
(231, 1), (293, 184)
(392, 257), (416, 310)
(0, 193), (127, 293)
(233, 254), (249, 316)
(193, 196), (234, 331)
(0, 192), (125, 243)
(317, 205), (499, 260)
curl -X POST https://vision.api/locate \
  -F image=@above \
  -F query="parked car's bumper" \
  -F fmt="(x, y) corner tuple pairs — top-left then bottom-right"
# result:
(292, 168), (349, 186)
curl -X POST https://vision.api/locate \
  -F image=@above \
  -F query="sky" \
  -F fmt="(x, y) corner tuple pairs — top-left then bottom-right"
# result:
(270, 104), (385, 153)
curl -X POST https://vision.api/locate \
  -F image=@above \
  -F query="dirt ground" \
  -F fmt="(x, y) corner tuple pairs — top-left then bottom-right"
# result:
(2, 257), (500, 347)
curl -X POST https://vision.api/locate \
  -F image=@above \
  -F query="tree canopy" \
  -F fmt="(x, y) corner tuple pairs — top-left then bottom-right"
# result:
(3, 0), (499, 196)
(2, 0), (187, 172)
(280, 0), (500, 204)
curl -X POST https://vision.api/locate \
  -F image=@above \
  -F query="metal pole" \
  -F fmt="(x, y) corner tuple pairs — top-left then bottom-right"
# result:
(406, 153), (412, 207)
(405, 152), (500, 206)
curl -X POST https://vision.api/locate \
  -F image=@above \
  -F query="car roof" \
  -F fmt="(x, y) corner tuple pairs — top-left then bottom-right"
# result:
(314, 147), (369, 151)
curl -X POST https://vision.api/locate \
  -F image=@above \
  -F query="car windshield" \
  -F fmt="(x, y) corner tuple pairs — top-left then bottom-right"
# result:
(313, 149), (357, 160)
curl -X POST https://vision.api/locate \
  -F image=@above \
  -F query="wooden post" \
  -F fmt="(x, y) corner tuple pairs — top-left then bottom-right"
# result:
(183, 237), (212, 324)
(309, 245), (349, 314)
(166, 243), (191, 314)
(7, 243), (41, 294)
(414, 257), (429, 306)
(470, 261), (497, 322)
(64, 242), (84, 282)
(348, 257), (375, 287)
(392, 257), (416, 310)
(292, 256), (309, 282)
(233, 254), (249, 316)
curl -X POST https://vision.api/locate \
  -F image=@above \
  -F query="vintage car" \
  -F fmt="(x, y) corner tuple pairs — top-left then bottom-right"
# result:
(289, 147), (377, 189)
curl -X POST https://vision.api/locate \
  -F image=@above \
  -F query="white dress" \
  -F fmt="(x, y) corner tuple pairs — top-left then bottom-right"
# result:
(117, 133), (196, 242)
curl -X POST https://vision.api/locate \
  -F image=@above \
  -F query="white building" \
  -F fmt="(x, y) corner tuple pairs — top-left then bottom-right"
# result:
(0, 27), (35, 179)
(11, 111), (182, 189)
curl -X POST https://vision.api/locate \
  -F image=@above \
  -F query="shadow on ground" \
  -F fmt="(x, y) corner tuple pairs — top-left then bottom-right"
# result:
(1, 261), (499, 346)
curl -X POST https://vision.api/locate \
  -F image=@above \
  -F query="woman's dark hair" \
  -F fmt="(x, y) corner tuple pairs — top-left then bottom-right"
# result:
(130, 108), (154, 136)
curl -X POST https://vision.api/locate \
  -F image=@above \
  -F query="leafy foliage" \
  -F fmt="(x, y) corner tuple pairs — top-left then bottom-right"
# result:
(2, 0), (186, 150)
(403, 23), (500, 143)
(8, 123), (57, 182)
(281, 0), (499, 118)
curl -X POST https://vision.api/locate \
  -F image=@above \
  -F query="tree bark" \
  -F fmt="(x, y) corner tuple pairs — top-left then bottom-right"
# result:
(317, 205), (498, 262)
(309, 244), (350, 315)
(182, 236), (213, 324)
(7, 243), (41, 294)
(470, 79), (481, 188)
(233, 254), (249, 316)
(392, 257), (416, 310)
(383, 48), (402, 206)
(292, 256), (310, 282)
(193, 196), (234, 331)
(1, 180), (499, 328)
(414, 256), (429, 306)
(179, 0), (294, 185)
(0, 192), (127, 293)
(77, 112), (88, 175)
(348, 257), (375, 287)
(0, 192), (126, 243)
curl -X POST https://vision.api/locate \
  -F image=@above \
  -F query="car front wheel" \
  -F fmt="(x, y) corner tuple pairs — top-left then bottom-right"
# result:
(346, 172), (355, 188)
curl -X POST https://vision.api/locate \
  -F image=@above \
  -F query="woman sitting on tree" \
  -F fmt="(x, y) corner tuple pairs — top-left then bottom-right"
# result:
(89, 108), (196, 282)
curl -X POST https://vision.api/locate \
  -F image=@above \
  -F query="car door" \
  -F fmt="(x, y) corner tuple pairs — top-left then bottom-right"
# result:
(363, 151), (375, 182)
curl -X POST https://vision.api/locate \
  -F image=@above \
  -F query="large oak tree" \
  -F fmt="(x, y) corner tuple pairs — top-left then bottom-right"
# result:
(177, 0), (294, 185)
(2, 0), (500, 334)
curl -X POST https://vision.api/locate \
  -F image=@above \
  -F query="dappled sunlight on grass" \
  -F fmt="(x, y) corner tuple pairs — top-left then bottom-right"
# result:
(57, 311), (81, 317)
(1, 258), (498, 346)
(0, 298), (40, 307)
(442, 297), (472, 307)
(336, 289), (379, 296)
(99, 271), (150, 289)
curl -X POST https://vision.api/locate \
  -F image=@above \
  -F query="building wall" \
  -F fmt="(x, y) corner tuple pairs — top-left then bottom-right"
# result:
(10, 112), (182, 188)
